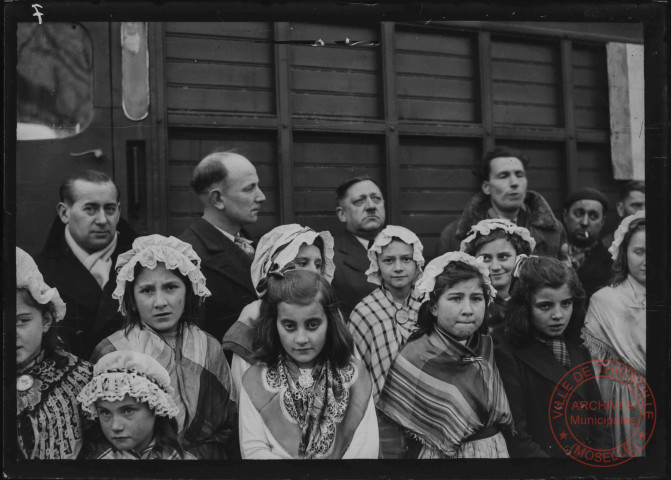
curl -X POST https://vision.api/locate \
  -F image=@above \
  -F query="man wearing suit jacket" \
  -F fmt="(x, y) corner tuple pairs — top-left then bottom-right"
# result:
(179, 151), (266, 341)
(332, 176), (386, 318)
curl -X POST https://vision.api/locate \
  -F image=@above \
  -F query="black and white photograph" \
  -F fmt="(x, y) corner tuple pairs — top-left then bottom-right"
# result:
(4, 1), (669, 478)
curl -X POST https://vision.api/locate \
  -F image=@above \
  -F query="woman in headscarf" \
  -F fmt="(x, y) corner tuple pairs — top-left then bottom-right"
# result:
(582, 210), (646, 456)
(15, 247), (93, 459)
(222, 224), (335, 401)
(90, 234), (236, 459)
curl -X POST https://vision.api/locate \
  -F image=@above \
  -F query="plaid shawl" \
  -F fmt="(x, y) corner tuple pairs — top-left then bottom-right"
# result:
(91, 323), (236, 459)
(91, 439), (197, 460)
(378, 328), (513, 457)
(349, 288), (422, 402)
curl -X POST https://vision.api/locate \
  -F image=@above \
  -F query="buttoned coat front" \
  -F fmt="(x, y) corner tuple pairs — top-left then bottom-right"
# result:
(179, 218), (257, 342)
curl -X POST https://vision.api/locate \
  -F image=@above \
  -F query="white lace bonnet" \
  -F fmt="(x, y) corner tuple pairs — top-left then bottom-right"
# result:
(77, 350), (179, 419)
(250, 224), (335, 297)
(365, 225), (425, 286)
(415, 251), (496, 302)
(16, 247), (66, 322)
(112, 234), (211, 315)
(460, 218), (536, 253)
(609, 210), (645, 261)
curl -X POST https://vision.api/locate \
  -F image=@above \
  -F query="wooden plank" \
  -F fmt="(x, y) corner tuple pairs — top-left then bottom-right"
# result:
(395, 29), (474, 57)
(493, 83), (560, 106)
(399, 139), (480, 167)
(294, 166), (383, 187)
(382, 22), (399, 225)
(572, 67), (608, 88)
(398, 166), (485, 188)
(491, 61), (558, 84)
(572, 45), (607, 68)
(562, 39), (579, 194)
(165, 22), (274, 40)
(399, 191), (481, 211)
(395, 53), (475, 77)
(573, 87), (609, 109)
(575, 107), (610, 130)
(491, 39), (557, 63)
(167, 113), (278, 129)
(289, 23), (377, 43)
(396, 76), (476, 101)
(290, 46), (379, 71)
(166, 62), (274, 89)
(398, 98), (477, 123)
(292, 92), (381, 119)
(167, 86), (275, 114)
(165, 36), (273, 64)
(292, 68), (379, 96)
(478, 31), (494, 152)
(493, 104), (560, 127)
(168, 188), (279, 213)
(293, 135), (384, 166)
(167, 163), (279, 188)
(275, 22), (294, 223)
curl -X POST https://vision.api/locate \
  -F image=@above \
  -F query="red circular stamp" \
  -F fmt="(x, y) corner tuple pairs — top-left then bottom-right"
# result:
(548, 359), (656, 467)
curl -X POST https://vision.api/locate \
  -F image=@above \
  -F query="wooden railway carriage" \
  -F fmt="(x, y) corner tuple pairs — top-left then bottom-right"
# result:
(15, 21), (643, 256)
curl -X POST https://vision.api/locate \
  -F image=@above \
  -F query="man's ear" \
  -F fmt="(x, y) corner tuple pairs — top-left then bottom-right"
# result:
(56, 202), (69, 224)
(616, 202), (625, 218)
(208, 189), (226, 210)
(481, 181), (490, 196)
(336, 206), (346, 223)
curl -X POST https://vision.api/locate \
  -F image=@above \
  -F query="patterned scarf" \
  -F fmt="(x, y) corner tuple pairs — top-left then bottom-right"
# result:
(268, 356), (353, 458)
(534, 333), (572, 369)
(65, 228), (118, 288)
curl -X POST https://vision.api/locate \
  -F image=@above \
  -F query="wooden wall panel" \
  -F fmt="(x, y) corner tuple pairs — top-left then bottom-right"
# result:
(491, 37), (562, 127)
(289, 23), (381, 119)
(292, 132), (384, 233)
(164, 22), (275, 121)
(395, 29), (478, 123)
(573, 44), (610, 130)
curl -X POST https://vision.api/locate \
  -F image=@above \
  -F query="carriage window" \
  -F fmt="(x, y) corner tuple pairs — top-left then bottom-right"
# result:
(16, 23), (93, 140)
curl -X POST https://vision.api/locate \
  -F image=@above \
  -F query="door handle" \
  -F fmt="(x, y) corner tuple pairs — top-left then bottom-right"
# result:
(70, 148), (103, 159)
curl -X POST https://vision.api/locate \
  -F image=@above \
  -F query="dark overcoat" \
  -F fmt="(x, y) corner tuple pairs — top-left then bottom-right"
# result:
(332, 230), (376, 319)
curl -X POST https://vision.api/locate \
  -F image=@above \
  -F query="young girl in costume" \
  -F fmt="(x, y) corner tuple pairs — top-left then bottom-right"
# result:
(77, 350), (196, 459)
(91, 234), (236, 459)
(582, 210), (646, 456)
(222, 224), (335, 401)
(16, 247), (93, 459)
(239, 269), (379, 459)
(494, 255), (612, 457)
(378, 252), (513, 458)
(348, 225), (424, 458)
(460, 218), (535, 331)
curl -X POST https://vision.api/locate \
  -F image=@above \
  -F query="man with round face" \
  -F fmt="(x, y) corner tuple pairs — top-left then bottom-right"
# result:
(332, 176), (386, 317)
(36, 170), (137, 358)
(562, 188), (613, 299)
(436, 147), (566, 258)
(179, 151), (266, 341)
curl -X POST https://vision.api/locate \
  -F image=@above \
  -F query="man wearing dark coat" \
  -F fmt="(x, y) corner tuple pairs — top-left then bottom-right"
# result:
(332, 176), (386, 318)
(435, 147), (567, 258)
(36, 170), (136, 358)
(563, 188), (613, 300)
(179, 151), (266, 341)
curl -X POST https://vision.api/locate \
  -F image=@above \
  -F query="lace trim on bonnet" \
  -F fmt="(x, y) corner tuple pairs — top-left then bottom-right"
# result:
(415, 251), (496, 302)
(459, 218), (536, 253)
(365, 225), (425, 287)
(112, 234), (211, 315)
(16, 247), (66, 322)
(608, 210), (645, 261)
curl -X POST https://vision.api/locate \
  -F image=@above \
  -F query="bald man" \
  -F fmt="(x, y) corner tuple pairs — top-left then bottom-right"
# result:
(179, 151), (266, 341)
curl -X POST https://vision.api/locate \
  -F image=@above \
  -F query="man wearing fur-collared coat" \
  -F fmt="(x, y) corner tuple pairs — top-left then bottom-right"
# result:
(435, 147), (566, 258)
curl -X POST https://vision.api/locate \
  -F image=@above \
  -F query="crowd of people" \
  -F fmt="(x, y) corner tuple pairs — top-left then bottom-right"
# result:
(14, 147), (646, 460)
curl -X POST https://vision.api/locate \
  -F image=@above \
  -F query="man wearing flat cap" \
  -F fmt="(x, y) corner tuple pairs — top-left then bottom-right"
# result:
(563, 188), (613, 299)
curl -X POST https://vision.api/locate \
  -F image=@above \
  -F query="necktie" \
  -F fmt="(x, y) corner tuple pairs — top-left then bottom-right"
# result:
(234, 234), (255, 258)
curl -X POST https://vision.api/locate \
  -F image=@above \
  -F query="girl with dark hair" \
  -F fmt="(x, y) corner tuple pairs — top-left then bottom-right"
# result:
(222, 224), (335, 402)
(377, 252), (513, 458)
(77, 350), (195, 459)
(91, 235), (236, 459)
(16, 247), (93, 459)
(461, 218), (535, 331)
(494, 255), (611, 457)
(582, 210), (646, 456)
(240, 269), (378, 459)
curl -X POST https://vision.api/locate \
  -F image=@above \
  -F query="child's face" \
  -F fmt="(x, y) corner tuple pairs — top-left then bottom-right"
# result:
(133, 263), (186, 334)
(626, 229), (646, 286)
(96, 394), (156, 454)
(433, 278), (486, 340)
(476, 238), (516, 296)
(276, 300), (328, 369)
(292, 244), (324, 274)
(16, 290), (51, 370)
(377, 240), (418, 295)
(530, 284), (573, 337)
